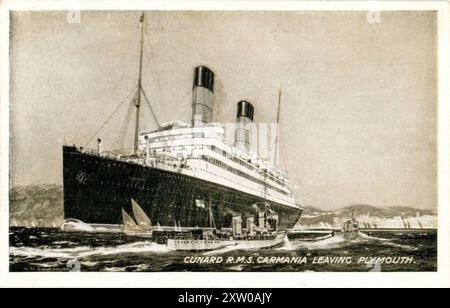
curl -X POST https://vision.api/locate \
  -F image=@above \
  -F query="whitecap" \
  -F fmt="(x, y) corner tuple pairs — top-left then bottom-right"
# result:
(358, 232), (391, 241)
(379, 241), (418, 251)
(10, 241), (173, 260)
(29, 261), (64, 268)
(62, 220), (95, 232)
(102, 267), (126, 272)
(126, 263), (150, 271)
(275, 236), (296, 251)
(354, 232), (417, 250)
(228, 264), (245, 271)
(81, 261), (99, 267)
(10, 246), (92, 259)
(296, 235), (347, 249)
(202, 244), (243, 256)
(53, 241), (75, 245)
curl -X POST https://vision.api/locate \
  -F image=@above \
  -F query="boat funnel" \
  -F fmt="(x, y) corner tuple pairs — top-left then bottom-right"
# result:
(192, 65), (215, 126)
(235, 100), (254, 152)
(258, 211), (266, 229)
(232, 215), (242, 237)
(246, 217), (255, 236)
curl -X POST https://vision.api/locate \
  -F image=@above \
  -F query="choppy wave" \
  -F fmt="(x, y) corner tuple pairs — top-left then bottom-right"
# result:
(358, 232), (417, 250)
(272, 234), (347, 251)
(62, 221), (95, 232)
(202, 244), (243, 256)
(29, 261), (65, 268)
(125, 263), (152, 271)
(53, 241), (75, 245)
(10, 241), (173, 260)
(299, 235), (347, 249)
(9, 227), (436, 272)
(103, 267), (126, 272)
(281, 232), (398, 251)
(275, 236), (296, 251)
(358, 232), (388, 241)
(228, 264), (245, 271)
(80, 261), (100, 267)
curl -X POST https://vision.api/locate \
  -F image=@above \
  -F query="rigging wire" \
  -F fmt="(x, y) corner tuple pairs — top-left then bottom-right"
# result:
(143, 41), (165, 108)
(142, 72), (192, 124)
(112, 94), (135, 151)
(84, 87), (137, 147)
(141, 88), (161, 128)
(142, 31), (195, 126)
(71, 72), (133, 144)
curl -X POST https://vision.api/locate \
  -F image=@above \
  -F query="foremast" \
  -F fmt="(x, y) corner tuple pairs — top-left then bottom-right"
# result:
(133, 12), (145, 155)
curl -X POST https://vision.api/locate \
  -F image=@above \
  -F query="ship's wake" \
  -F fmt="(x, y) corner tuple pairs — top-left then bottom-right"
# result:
(202, 243), (251, 256)
(61, 220), (122, 233)
(275, 236), (296, 251)
(298, 235), (348, 249)
(273, 235), (346, 251)
(277, 231), (416, 251)
(358, 232), (417, 250)
(357, 232), (388, 241)
(62, 220), (95, 232)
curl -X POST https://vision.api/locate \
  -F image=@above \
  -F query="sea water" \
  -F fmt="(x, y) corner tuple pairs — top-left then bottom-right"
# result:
(9, 227), (437, 272)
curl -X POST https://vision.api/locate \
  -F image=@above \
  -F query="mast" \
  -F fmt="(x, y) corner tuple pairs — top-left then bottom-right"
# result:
(133, 12), (145, 154)
(261, 88), (282, 205)
(273, 88), (282, 166)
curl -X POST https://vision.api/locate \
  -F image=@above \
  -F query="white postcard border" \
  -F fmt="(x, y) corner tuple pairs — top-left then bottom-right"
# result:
(0, 0), (449, 288)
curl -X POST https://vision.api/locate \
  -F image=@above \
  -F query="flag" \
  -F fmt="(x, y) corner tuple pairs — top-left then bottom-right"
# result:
(195, 199), (206, 209)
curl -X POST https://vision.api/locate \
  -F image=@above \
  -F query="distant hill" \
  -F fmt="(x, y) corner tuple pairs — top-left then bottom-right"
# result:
(298, 204), (436, 229)
(335, 204), (435, 218)
(10, 184), (63, 227)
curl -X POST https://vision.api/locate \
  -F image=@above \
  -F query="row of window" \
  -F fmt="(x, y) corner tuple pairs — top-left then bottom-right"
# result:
(143, 135), (290, 192)
(202, 156), (289, 197)
(209, 145), (289, 190)
(196, 167), (250, 191)
(146, 133), (195, 144)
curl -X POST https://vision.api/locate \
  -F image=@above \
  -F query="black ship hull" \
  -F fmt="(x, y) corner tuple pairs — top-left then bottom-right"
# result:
(62, 146), (302, 230)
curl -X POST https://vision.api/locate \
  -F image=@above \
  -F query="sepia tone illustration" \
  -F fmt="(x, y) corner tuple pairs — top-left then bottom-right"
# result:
(9, 10), (437, 272)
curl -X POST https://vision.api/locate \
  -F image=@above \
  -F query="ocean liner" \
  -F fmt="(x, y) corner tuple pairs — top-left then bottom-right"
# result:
(62, 13), (302, 231)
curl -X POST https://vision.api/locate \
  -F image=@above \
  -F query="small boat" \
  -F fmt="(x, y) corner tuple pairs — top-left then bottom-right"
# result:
(167, 231), (286, 251)
(333, 211), (360, 240)
(166, 201), (286, 251)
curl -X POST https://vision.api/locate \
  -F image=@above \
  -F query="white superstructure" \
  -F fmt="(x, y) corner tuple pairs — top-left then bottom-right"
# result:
(133, 121), (299, 210)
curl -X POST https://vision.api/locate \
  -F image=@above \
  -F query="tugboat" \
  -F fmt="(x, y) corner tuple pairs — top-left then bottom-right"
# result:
(333, 211), (360, 240)
(166, 201), (286, 251)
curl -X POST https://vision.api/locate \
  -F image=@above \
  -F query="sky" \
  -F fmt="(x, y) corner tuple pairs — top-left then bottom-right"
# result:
(10, 11), (437, 210)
